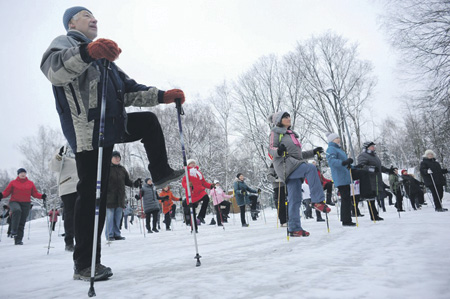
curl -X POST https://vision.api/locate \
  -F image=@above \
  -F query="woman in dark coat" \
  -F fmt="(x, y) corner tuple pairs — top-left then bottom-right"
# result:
(357, 142), (393, 221)
(420, 150), (448, 212)
(401, 170), (424, 210)
(233, 173), (259, 227)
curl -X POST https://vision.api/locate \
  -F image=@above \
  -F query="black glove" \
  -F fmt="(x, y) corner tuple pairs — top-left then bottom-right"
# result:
(0, 192), (3, 200)
(313, 147), (324, 155)
(3, 204), (7, 209)
(162, 196), (170, 201)
(58, 146), (65, 156)
(277, 144), (287, 156)
(373, 167), (380, 173)
(42, 194), (47, 200)
(241, 190), (247, 196)
(210, 183), (216, 189)
(355, 164), (364, 169)
(133, 178), (142, 188)
(257, 188), (261, 193)
(135, 194), (140, 200)
(341, 158), (353, 168)
(442, 168), (448, 174)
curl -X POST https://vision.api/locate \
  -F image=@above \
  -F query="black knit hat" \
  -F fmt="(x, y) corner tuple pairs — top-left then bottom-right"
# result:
(112, 151), (121, 159)
(363, 141), (376, 149)
(236, 173), (243, 179)
(17, 168), (27, 175)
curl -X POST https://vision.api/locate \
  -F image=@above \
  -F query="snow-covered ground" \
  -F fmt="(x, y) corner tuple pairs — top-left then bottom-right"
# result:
(1, 194), (450, 299)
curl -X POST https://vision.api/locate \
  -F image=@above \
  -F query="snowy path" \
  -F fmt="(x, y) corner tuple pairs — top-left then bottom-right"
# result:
(1, 194), (449, 299)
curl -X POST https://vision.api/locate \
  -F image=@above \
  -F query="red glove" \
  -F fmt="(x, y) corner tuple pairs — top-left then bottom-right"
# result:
(163, 89), (185, 104)
(87, 38), (122, 62)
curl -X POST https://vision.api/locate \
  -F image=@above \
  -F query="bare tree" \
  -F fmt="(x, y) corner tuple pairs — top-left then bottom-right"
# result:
(233, 54), (285, 168)
(381, 0), (450, 112)
(17, 125), (65, 194)
(207, 80), (234, 189)
(287, 32), (376, 155)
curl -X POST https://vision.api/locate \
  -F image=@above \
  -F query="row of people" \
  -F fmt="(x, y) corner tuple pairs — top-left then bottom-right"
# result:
(268, 111), (448, 237)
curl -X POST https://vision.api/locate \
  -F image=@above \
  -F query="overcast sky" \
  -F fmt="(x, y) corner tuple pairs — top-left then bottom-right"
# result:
(0, 0), (403, 175)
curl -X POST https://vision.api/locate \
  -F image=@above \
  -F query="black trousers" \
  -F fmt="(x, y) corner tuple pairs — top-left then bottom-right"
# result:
(274, 187), (287, 224)
(183, 199), (209, 231)
(9, 202), (31, 242)
(338, 185), (352, 224)
(429, 184), (444, 209)
(367, 199), (379, 220)
(164, 211), (173, 229)
(73, 146), (113, 271)
(196, 195), (210, 220)
(385, 190), (393, 205)
(239, 205), (246, 225)
(61, 192), (76, 246)
(394, 190), (403, 211)
(121, 112), (172, 182)
(324, 181), (333, 204)
(351, 195), (363, 216)
(214, 201), (230, 225)
(146, 210), (159, 231)
(249, 196), (258, 211)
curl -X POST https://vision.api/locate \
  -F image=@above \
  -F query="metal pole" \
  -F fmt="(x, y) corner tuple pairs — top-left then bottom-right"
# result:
(88, 60), (111, 297)
(175, 98), (201, 267)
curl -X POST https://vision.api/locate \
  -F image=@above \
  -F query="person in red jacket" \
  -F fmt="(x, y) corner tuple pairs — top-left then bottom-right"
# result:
(312, 160), (335, 206)
(159, 186), (181, 231)
(48, 209), (60, 231)
(181, 159), (214, 231)
(0, 168), (46, 245)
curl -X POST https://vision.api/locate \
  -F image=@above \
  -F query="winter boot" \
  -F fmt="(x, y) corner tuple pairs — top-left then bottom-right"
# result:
(342, 222), (356, 227)
(152, 228), (159, 233)
(436, 208), (448, 212)
(73, 264), (113, 281)
(209, 218), (216, 225)
(242, 223), (249, 227)
(65, 244), (75, 252)
(289, 230), (310, 237)
(313, 202), (331, 213)
(154, 169), (185, 188)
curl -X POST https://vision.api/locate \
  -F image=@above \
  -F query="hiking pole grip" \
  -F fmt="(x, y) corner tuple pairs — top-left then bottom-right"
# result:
(175, 98), (184, 115)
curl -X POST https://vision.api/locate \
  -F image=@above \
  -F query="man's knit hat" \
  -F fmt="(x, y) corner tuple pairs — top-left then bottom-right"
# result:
(17, 168), (27, 175)
(63, 6), (92, 31)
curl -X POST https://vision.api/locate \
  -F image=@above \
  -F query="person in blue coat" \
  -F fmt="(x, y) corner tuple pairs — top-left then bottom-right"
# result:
(325, 132), (356, 226)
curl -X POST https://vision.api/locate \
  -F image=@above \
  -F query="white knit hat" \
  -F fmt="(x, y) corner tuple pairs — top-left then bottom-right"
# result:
(326, 132), (339, 143)
(423, 149), (436, 158)
(186, 159), (196, 166)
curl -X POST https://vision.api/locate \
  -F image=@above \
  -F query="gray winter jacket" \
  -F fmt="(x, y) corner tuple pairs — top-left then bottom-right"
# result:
(268, 126), (314, 180)
(141, 183), (160, 213)
(40, 30), (163, 153)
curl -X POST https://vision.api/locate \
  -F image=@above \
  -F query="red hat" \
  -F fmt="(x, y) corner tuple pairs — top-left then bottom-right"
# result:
(401, 170), (407, 175)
